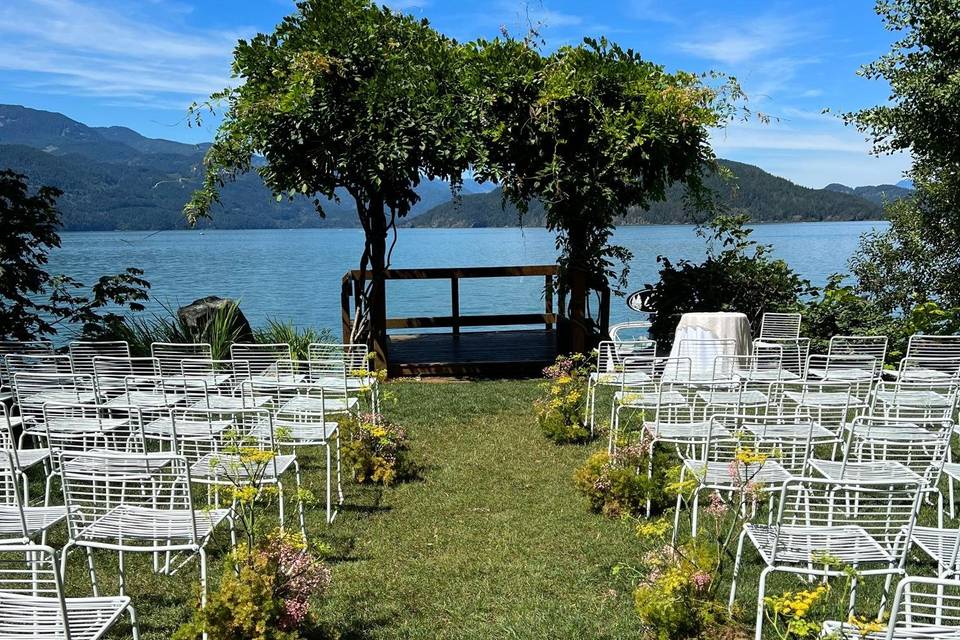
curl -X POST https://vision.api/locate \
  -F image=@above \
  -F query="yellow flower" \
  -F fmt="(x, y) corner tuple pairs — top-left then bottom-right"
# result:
(734, 447), (769, 465)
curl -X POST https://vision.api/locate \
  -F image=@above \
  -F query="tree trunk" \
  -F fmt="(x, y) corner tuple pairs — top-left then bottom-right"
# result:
(565, 220), (590, 355)
(367, 193), (389, 372)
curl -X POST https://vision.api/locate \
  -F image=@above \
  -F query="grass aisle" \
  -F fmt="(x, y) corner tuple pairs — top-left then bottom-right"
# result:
(319, 380), (646, 639)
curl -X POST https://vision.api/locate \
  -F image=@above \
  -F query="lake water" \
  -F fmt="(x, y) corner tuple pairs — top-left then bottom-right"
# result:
(49, 222), (885, 337)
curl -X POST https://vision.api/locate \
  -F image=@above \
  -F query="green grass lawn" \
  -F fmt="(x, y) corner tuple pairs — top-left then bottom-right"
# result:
(46, 379), (951, 639)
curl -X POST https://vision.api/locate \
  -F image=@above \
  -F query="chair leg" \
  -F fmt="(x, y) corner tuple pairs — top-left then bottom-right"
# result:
(325, 443), (332, 524)
(754, 566), (774, 640)
(335, 431), (344, 505)
(128, 602), (141, 640)
(728, 529), (748, 612)
(293, 461), (306, 536)
(84, 546), (100, 598)
(199, 546), (209, 608)
(118, 549), (127, 597)
(277, 480), (286, 533)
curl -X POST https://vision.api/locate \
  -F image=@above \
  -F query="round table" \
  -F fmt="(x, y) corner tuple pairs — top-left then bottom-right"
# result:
(667, 312), (752, 379)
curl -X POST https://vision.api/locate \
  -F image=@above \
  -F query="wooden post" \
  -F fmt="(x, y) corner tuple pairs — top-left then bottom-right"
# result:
(544, 274), (554, 331)
(451, 276), (460, 337)
(340, 278), (352, 343)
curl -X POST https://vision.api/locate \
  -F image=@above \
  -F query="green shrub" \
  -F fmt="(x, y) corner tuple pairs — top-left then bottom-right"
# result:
(641, 215), (814, 346)
(340, 413), (416, 485)
(174, 530), (331, 640)
(254, 319), (333, 360)
(535, 353), (592, 444)
(573, 445), (670, 517)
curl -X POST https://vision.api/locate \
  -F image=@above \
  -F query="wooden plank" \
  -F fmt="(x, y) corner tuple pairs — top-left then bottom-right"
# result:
(387, 330), (556, 374)
(385, 313), (557, 330)
(451, 276), (460, 336)
(347, 265), (558, 281)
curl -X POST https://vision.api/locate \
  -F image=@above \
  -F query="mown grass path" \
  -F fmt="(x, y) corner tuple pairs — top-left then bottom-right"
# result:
(318, 380), (646, 639)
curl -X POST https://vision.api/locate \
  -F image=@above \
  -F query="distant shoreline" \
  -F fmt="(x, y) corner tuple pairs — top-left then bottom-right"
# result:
(59, 217), (888, 233)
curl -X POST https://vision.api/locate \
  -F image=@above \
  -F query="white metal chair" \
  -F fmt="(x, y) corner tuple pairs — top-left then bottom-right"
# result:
(893, 355), (960, 383)
(611, 357), (694, 451)
(675, 414), (813, 538)
(178, 359), (270, 411)
(819, 576), (960, 639)
(729, 477), (923, 640)
(254, 380), (343, 523)
(0, 451), (66, 543)
(169, 407), (307, 538)
(13, 373), (97, 447)
(758, 312), (802, 340)
(59, 450), (229, 609)
(151, 342), (212, 377)
(778, 379), (863, 452)
(308, 342), (379, 413)
(871, 379), (959, 420)
(585, 340), (657, 433)
(0, 542), (136, 640)
(809, 415), (952, 524)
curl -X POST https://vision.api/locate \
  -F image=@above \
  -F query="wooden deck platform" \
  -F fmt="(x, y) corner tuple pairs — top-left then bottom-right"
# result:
(387, 329), (557, 377)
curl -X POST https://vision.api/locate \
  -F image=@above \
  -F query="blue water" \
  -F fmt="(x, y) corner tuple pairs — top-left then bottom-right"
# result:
(48, 222), (885, 337)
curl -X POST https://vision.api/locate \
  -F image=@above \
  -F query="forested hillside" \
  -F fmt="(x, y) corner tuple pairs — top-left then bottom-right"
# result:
(0, 105), (903, 231)
(408, 160), (888, 228)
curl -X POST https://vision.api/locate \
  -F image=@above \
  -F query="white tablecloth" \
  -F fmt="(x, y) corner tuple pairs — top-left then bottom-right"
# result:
(668, 312), (752, 379)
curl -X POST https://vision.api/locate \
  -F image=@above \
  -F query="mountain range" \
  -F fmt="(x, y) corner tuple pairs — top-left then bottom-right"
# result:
(0, 104), (909, 231)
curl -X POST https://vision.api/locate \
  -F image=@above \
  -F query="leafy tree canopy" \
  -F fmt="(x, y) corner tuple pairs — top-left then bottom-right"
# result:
(463, 35), (742, 295)
(845, 0), (960, 313)
(0, 169), (150, 341)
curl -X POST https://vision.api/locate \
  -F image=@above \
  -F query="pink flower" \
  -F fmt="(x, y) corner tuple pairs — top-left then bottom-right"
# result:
(705, 491), (728, 518)
(691, 571), (712, 592)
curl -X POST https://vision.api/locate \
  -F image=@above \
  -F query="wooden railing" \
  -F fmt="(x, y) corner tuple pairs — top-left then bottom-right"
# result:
(341, 265), (564, 344)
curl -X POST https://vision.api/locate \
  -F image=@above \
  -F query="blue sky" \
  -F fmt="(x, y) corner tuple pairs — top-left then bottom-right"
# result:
(0, 0), (909, 188)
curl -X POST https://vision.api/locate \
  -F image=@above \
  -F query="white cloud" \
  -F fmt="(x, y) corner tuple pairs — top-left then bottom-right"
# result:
(678, 15), (812, 66)
(0, 0), (244, 103)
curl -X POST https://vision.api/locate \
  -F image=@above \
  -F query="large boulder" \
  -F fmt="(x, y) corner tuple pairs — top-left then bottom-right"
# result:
(176, 296), (254, 344)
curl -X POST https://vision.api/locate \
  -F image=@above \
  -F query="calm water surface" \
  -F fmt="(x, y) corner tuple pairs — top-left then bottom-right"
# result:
(49, 222), (885, 335)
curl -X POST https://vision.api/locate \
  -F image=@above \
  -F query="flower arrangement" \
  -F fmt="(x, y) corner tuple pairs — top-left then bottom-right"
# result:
(573, 436), (670, 517)
(340, 412), (416, 485)
(174, 530), (331, 640)
(535, 353), (592, 443)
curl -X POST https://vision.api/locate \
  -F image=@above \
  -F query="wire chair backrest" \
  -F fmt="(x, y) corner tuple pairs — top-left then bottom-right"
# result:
(674, 339), (737, 381)
(59, 450), (197, 543)
(759, 313), (802, 340)
(252, 381), (333, 444)
(92, 356), (161, 395)
(806, 354), (880, 393)
(0, 405), (19, 468)
(151, 342), (212, 377)
(777, 379), (857, 430)
(828, 335), (888, 366)
(884, 577), (960, 639)
(0, 543), (65, 599)
(68, 340), (130, 377)
(231, 343), (293, 376)
(842, 415), (953, 485)
(898, 356), (960, 382)
(42, 403), (147, 473)
(308, 342), (369, 377)
(906, 334), (960, 362)
(872, 379), (960, 420)
(169, 406), (281, 479)
(0, 451), (21, 513)
(706, 414), (815, 477)
(755, 338), (810, 378)
(608, 321), (652, 342)
(12, 372), (93, 429)
(771, 477), (922, 563)
(595, 340), (657, 376)
(5, 355), (73, 392)
(0, 340), (53, 388)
